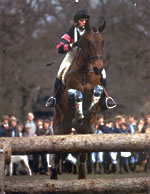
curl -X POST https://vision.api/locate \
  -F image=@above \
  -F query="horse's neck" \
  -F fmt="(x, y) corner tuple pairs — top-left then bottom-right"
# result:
(73, 50), (90, 70)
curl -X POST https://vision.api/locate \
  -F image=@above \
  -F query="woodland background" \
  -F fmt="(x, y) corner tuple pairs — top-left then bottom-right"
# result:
(0, 0), (150, 121)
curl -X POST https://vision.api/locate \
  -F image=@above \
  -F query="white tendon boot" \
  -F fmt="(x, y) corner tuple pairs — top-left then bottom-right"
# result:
(89, 95), (101, 110)
(75, 101), (84, 119)
(89, 85), (103, 110)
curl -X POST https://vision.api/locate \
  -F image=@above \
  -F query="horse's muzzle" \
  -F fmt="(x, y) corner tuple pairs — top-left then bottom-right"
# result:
(93, 66), (103, 75)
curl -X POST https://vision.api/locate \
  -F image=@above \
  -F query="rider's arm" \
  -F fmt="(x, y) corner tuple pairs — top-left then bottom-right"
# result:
(56, 26), (75, 54)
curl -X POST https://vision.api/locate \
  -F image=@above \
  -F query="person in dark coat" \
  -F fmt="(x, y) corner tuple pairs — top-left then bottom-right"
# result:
(1, 115), (11, 137)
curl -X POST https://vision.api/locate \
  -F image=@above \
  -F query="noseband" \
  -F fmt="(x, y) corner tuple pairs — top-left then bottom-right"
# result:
(88, 55), (103, 62)
(78, 47), (103, 63)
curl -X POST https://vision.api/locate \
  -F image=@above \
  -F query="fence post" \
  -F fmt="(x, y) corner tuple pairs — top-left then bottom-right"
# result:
(0, 142), (5, 194)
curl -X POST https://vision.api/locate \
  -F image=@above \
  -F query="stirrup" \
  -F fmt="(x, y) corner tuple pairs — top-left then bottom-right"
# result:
(105, 97), (117, 109)
(45, 96), (56, 107)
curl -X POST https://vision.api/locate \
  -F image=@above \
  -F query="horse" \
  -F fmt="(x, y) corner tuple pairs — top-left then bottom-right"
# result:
(51, 20), (106, 179)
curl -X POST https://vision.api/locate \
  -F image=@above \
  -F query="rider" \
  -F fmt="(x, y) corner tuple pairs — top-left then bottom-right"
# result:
(46, 10), (116, 110)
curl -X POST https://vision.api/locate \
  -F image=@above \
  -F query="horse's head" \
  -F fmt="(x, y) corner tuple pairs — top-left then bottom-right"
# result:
(78, 20), (106, 75)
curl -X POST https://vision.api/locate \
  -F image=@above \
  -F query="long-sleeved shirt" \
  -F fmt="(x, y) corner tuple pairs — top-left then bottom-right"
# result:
(56, 25), (85, 54)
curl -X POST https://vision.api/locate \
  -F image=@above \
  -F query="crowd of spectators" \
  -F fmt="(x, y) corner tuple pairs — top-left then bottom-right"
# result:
(0, 112), (150, 175)
(90, 114), (150, 174)
(0, 112), (54, 175)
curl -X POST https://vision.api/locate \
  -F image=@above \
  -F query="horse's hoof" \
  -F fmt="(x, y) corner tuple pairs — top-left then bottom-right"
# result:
(50, 167), (58, 179)
(50, 174), (57, 179)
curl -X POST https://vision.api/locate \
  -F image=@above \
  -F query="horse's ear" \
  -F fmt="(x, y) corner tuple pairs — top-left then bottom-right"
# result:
(85, 20), (92, 33)
(98, 20), (106, 33)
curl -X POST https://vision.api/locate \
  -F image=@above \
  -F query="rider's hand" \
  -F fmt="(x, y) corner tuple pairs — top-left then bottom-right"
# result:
(70, 43), (73, 48)
(70, 42), (78, 49)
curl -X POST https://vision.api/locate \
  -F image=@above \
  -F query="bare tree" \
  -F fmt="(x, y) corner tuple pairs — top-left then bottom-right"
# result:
(0, 0), (149, 120)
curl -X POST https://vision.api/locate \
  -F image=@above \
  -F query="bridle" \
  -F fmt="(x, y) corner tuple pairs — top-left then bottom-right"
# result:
(78, 47), (103, 65)
(78, 47), (103, 63)
(88, 55), (103, 62)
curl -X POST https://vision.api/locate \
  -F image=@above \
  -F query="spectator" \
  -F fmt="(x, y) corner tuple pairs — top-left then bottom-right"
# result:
(114, 115), (123, 132)
(25, 112), (36, 136)
(97, 115), (112, 174)
(136, 118), (145, 133)
(43, 119), (52, 135)
(128, 115), (137, 134)
(24, 123), (31, 137)
(127, 115), (138, 171)
(1, 115), (11, 137)
(36, 119), (44, 136)
(24, 123), (36, 174)
(10, 116), (18, 137)
(49, 118), (54, 135)
(143, 114), (150, 172)
(143, 114), (150, 133)
(0, 117), (5, 137)
(136, 118), (146, 172)
(119, 122), (131, 173)
(35, 119), (48, 175)
(107, 120), (118, 173)
(91, 116), (104, 174)
(0, 127), (5, 137)
(16, 122), (25, 137)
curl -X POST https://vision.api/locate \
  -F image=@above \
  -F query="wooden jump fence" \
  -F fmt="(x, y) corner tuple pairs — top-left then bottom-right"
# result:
(0, 134), (150, 193)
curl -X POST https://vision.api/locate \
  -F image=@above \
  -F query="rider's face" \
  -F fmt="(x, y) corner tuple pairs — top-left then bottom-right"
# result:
(78, 18), (88, 27)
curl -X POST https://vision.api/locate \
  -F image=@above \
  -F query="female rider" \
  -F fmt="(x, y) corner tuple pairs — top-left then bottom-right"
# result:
(46, 10), (116, 110)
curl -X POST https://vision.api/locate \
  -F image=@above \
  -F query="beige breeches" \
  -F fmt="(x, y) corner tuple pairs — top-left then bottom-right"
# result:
(57, 48), (77, 81)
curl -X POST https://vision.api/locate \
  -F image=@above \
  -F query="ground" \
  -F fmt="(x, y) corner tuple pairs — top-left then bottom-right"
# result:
(4, 172), (150, 194)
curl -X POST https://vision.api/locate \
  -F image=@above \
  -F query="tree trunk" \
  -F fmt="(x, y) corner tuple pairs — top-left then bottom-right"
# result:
(4, 177), (150, 193)
(1, 134), (150, 155)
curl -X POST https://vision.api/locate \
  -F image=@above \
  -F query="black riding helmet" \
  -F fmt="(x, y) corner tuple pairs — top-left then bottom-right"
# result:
(74, 10), (90, 23)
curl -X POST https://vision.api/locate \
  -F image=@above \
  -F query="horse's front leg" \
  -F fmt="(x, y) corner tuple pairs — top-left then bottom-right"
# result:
(68, 89), (84, 120)
(89, 85), (103, 111)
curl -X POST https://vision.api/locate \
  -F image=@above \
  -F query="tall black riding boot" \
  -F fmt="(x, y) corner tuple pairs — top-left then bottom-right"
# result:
(45, 77), (62, 107)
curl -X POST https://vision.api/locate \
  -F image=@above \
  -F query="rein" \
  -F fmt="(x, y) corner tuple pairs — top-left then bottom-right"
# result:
(68, 47), (103, 75)
(79, 47), (103, 63)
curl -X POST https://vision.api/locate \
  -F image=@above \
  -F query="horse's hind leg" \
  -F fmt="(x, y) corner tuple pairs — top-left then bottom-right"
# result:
(50, 153), (61, 179)
(78, 153), (86, 179)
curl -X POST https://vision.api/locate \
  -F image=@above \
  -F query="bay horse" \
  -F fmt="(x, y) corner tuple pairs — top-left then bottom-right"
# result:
(51, 20), (106, 179)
